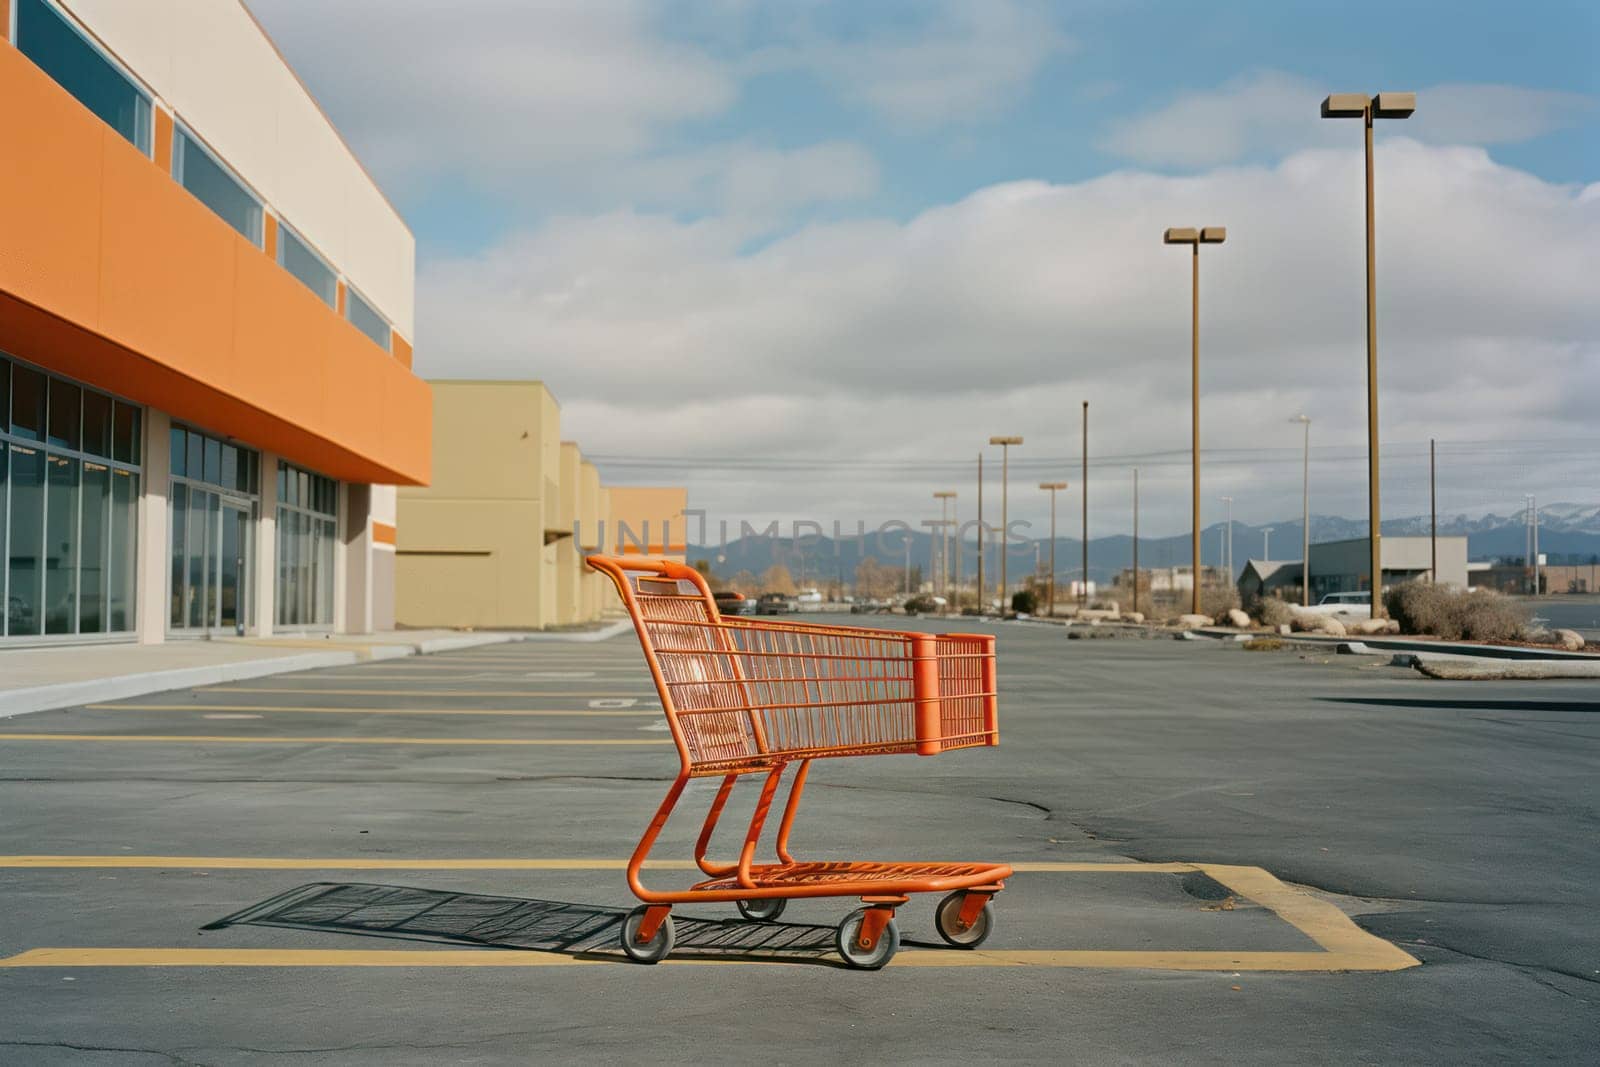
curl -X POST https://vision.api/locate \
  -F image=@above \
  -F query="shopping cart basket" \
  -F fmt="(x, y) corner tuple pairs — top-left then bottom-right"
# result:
(588, 554), (1012, 969)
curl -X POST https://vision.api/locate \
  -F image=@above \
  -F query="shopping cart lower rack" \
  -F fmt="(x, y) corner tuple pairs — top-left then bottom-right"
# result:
(588, 555), (1013, 970)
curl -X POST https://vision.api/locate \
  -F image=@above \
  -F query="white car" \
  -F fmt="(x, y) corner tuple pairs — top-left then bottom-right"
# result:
(1300, 591), (1372, 617)
(794, 588), (824, 605)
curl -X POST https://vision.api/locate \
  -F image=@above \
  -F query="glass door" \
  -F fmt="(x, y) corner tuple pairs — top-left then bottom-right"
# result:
(217, 501), (249, 632)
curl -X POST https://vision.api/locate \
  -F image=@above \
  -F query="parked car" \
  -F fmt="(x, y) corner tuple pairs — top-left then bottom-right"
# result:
(756, 592), (794, 614)
(794, 588), (824, 605)
(713, 590), (759, 616)
(1300, 591), (1373, 617)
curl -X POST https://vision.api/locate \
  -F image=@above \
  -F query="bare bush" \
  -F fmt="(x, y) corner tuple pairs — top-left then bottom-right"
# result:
(1201, 585), (1240, 619)
(1248, 596), (1295, 628)
(1384, 583), (1530, 642)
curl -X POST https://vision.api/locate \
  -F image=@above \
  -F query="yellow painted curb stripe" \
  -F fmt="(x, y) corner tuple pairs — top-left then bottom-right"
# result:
(85, 705), (656, 718)
(0, 734), (670, 746)
(0, 947), (1412, 972)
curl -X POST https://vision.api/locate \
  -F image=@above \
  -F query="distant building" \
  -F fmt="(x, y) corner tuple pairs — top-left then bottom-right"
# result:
(1115, 565), (1225, 595)
(396, 382), (685, 629)
(1236, 536), (1469, 601)
(1472, 561), (1599, 595)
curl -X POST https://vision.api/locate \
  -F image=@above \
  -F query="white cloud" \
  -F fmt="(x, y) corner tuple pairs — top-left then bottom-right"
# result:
(417, 142), (1600, 532)
(248, 0), (735, 189)
(1102, 71), (1597, 168)
(749, 0), (1070, 127)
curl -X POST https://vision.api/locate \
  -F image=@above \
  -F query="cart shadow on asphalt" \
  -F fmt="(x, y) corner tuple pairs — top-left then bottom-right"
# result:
(202, 881), (894, 966)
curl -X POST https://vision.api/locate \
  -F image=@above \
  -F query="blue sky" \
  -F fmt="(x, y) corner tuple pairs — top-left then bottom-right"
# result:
(252, 0), (1598, 533)
(379, 0), (1599, 256)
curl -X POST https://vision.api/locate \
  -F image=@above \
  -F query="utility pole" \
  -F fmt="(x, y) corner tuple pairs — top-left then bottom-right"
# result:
(1429, 438), (1437, 583)
(1081, 401), (1090, 609)
(1533, 496), (1541, 596)
(1263, 527), (1275, 560)
(1132, 468), (1140, 617)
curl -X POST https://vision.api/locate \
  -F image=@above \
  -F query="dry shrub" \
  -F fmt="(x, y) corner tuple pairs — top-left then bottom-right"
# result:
(1384, 583), (1530, 642)
(1243, 637), (1284, 652)
(1249, 596), (1295, 628)
(1201, 585), (1240, 618)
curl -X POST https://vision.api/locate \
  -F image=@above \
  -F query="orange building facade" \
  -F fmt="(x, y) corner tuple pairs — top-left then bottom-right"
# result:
(1, 0), (429, 644)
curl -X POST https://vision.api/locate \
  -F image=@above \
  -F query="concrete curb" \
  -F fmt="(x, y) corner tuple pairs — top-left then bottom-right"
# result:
(0, 651), (360, 721)
(1413, 658), (1600, 680)
(409, 633), (525, 654)
(517, 620), (632, 643)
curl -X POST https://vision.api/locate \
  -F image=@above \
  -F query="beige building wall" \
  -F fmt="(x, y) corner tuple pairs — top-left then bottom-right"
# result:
(554, 442), (584, 626)
(606, 487), (689, 559)
(396, 381), (562, 629)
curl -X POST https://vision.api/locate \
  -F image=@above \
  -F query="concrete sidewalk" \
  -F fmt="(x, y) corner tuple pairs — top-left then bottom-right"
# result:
(0, 629), (550, 720)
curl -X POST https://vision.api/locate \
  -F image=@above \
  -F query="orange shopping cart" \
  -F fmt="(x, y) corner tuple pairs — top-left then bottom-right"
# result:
(588, 554), (1013, 969)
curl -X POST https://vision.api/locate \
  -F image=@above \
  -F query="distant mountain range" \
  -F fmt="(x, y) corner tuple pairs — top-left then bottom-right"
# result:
(690, 503), (1600, 586)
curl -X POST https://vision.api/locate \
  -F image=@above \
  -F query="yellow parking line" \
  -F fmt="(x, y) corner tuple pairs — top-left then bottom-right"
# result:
(199, 687), (654, 698)
(84, 704), (656, 718)
(0, 734), (670, 746)
(0, 858), (1417, 971)
(0, 856), (1190, 872)
(0, 947), (1408, 970)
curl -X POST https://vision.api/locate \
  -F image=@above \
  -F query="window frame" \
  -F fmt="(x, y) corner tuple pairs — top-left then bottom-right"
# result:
(276, 220), (339, 309)
(344, 284), (392, 352)
(172, 121), (265, 248)
(2, 351), (144, 644)
(13, 0), (154, 157)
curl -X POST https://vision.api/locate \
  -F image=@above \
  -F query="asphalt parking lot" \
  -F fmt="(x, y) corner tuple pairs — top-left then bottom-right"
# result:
(2, 620), (1596, 1063)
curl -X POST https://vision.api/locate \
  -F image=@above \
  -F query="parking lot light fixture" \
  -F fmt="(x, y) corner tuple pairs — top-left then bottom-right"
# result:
(1164, 225), (1226, 615)
(989, 436), (1024, 610)
(1320, 91), (1414, 617)
(1039, 482), (1068, 617)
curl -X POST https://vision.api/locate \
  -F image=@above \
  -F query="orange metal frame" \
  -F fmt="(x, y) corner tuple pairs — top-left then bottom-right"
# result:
(588, 555), (1012, 933)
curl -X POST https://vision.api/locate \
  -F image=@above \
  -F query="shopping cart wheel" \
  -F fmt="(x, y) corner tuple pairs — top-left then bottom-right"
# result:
(933, 891), (995, 948)
(620, 905), (676, 964)
(835, 908), (900, 970)
(736, 898), (788, 923)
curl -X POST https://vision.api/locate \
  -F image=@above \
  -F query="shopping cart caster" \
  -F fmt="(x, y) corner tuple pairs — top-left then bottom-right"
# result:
(736, 898), (787, 922)
(934, 890), (995, 948)
(621, 904), (676, 964)
(836, 907), (900, 970)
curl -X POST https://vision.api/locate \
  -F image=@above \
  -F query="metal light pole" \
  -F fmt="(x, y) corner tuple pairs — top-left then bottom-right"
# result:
(1219, 496), (1234, 580)
(1322, 90), (1415, 617)
(976, 454), (984, 613)
(1164, 225), (1226, 616)
(1081, 401), (1089, 609)
(934, 491), (957, 612)
(1263, 527), (1275, 561)
(1040, 481), (1068, 617)
(1293, 414), (1311, 605)
(989, 436), (1023, 611)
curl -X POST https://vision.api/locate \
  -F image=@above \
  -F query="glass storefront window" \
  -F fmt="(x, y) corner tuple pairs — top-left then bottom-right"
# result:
(2, 356), (141, 640)
(276, 461), (337, 629)
(16, 0), (153, 154)
(168, 424), (258, 633)
(174, 129), (263, 246)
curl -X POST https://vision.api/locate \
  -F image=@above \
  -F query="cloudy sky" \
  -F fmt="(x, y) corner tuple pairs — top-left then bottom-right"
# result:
(249, 0), (1599, 540)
